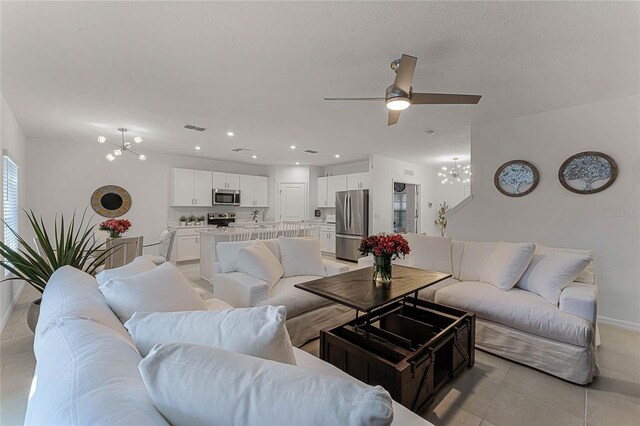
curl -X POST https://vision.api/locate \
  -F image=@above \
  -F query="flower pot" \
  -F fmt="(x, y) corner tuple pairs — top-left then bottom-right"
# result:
(180, 221), (187, 227)
(27, 298), (41, 333)
(373, 255), (393, 284)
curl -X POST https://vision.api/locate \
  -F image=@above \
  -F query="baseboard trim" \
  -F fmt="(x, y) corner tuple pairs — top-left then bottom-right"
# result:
(598, 315), (640, 333)
(0, 281), (25, 332)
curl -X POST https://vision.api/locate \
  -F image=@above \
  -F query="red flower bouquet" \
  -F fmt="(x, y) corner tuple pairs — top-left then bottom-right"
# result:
(99, 218), (131, 239)
(359, 233), (410, 283)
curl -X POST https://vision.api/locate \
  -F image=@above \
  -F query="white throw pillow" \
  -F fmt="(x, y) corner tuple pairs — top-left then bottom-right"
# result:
(99, 262), (205, 322)
(95, 256), (156, 285)
(479, 242), (535, 291)
(124, 306), (296, 364)
(237, 240), (284, 289)
(404, 234), (453, 274)
(459, 241), (498, 281)
(139, 343), (394, 426)
(216, 240), (254, 273)
(517, 252), (591, 305)
(278, 237), (326, 277)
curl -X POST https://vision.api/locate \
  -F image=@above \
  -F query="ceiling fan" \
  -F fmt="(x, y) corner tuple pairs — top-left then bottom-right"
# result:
(324, 54), (482, 126)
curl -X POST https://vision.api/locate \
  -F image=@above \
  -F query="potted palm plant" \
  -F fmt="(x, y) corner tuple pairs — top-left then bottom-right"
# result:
(0, 210), (114, 332)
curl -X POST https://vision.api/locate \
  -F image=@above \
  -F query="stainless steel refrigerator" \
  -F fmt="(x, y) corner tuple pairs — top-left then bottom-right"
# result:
(335, 189), (369, 262)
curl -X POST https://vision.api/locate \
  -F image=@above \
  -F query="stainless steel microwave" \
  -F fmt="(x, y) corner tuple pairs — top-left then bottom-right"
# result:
(212, 189), (240, 206)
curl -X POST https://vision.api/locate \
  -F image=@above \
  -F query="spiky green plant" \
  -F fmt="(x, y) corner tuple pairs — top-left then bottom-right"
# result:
(0, 210), (115, 292)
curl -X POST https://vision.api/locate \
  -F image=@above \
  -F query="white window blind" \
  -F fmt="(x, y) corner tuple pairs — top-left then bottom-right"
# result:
(3, 152), (19, 277)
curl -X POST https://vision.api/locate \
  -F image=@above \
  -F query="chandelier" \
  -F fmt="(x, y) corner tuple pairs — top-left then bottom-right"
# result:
(438, 157), (470, 184)
(97, 128), (147, 162)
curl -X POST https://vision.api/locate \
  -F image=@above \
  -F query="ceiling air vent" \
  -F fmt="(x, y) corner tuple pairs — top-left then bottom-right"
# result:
(231, 148), (252, 153)
(404, 169), (414, 176)
(304, 149), (319, 154)
(184, 124), (206, 132)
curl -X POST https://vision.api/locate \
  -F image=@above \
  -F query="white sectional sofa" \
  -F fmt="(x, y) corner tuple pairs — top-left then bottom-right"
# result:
(212, 238), (355, 346)
(359, 234), (599, 384)
(26, 265), (430, 425)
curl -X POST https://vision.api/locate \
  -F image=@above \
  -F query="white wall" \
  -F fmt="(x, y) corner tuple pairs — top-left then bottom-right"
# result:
(449, 95), (640, 327)
(324, 161), (369, 176)
(369, 154), (468, 236)
(1, 94), (29, 329)
(27, 138), (269, 250)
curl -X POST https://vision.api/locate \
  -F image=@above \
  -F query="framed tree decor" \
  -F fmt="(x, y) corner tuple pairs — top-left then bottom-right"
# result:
(494, 160), (540, 197)
(558, 151), (618, 194)
(91, 185), (132, 218)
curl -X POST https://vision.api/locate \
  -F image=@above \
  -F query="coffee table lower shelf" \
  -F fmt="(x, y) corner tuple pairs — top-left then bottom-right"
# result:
(319, 298), (476, 415)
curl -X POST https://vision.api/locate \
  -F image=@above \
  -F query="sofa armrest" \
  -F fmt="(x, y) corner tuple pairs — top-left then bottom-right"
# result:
(560, 283), (597, 325)
(193, 287), (208, 300)
(357, 255), (373, 269)
(322, 259), (349, 276)
(213, 272), (269, 308)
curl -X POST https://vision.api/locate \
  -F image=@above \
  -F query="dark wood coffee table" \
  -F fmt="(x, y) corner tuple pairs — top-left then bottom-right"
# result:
(295, 265), (451, 326)
(295, 265), (475, 414)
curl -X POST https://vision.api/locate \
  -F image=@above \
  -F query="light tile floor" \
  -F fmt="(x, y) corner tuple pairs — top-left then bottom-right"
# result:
(2, 264), (639, 426)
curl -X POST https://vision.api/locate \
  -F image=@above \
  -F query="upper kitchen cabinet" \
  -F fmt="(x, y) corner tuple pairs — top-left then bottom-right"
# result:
(327, 175), (347, 207)
(171, 168), (213, 207)
(239, 175), (269, 207)
(347, 172), (370, 190)
(317, 175), (347, 208)
(213, 172), (240, 190)
(317, 177), (328, 207)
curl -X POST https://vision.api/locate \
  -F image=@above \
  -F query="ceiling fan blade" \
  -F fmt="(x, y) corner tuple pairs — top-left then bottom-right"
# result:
(388, 110), (401, 126)
(393, 54), (417, 94)
(323, 97), (384, 101)
(411, 93), (482, 104)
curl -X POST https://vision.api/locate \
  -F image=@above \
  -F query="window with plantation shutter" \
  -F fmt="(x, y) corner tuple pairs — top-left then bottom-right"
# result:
(2, 151), (19, 277)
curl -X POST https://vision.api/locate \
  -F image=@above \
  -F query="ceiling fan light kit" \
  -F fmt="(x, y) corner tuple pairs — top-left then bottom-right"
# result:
(97, 128), (147, 161)
(324, 53), (482, 125)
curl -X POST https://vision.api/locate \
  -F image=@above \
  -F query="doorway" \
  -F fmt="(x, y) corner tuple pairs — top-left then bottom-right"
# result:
(278, 182), (307, 220)
(393, 182), (419, 234)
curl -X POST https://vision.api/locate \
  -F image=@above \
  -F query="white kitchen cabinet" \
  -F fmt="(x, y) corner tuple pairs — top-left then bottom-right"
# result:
(347, 172), (370, 190)
(239, 175), (269, 207)
(193, 170), (213, 206)
(254, 176), (269, 207)
(171, 168), (212, 207)
(327, 175), (347, 208)
(212, 172), (240, 190)
(317, 177), (328, 207)
(317, 175), (347, 208)
(175, 230), (200, 261)
(319, 225), (336, 254)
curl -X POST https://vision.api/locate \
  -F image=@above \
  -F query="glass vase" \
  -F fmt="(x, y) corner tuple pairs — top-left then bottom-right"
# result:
(108, 231), (121, 239)
(373, 254), (392, 284)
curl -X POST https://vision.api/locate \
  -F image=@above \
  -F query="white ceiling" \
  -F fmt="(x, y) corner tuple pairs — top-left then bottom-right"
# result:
(1, 1), (638, 167)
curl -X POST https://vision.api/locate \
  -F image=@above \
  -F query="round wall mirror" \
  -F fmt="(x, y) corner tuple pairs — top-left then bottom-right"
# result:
(91, 185), (132, 218)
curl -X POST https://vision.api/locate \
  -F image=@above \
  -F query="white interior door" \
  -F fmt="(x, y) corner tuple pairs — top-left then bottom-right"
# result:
(278, 183), (306, 220)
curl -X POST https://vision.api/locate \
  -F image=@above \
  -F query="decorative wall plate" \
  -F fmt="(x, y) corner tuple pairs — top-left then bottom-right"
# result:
(91, 185), (132, 218)
(494, 160), (540, 197)
(558, 151), (618, 194)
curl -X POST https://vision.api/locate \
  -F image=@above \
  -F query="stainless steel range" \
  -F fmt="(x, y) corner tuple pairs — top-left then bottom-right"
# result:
(207, 212), (236, 227)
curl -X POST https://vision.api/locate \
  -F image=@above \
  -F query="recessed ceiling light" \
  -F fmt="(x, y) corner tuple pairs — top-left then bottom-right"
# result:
(252, 155), (257, 159)
(227, 131), (234, 136)
(97, 136), (106, 143)
(335, 154), (340, 158)
(290, 145), (296, 150)
(295, 162), (300, 165)
(195, 146), (201, 150)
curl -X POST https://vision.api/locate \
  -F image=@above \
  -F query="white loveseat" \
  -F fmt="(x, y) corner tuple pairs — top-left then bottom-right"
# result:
(359, 235), (599, 384)
(25, 266), (429, 425)
(212, 238), (355, 346)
